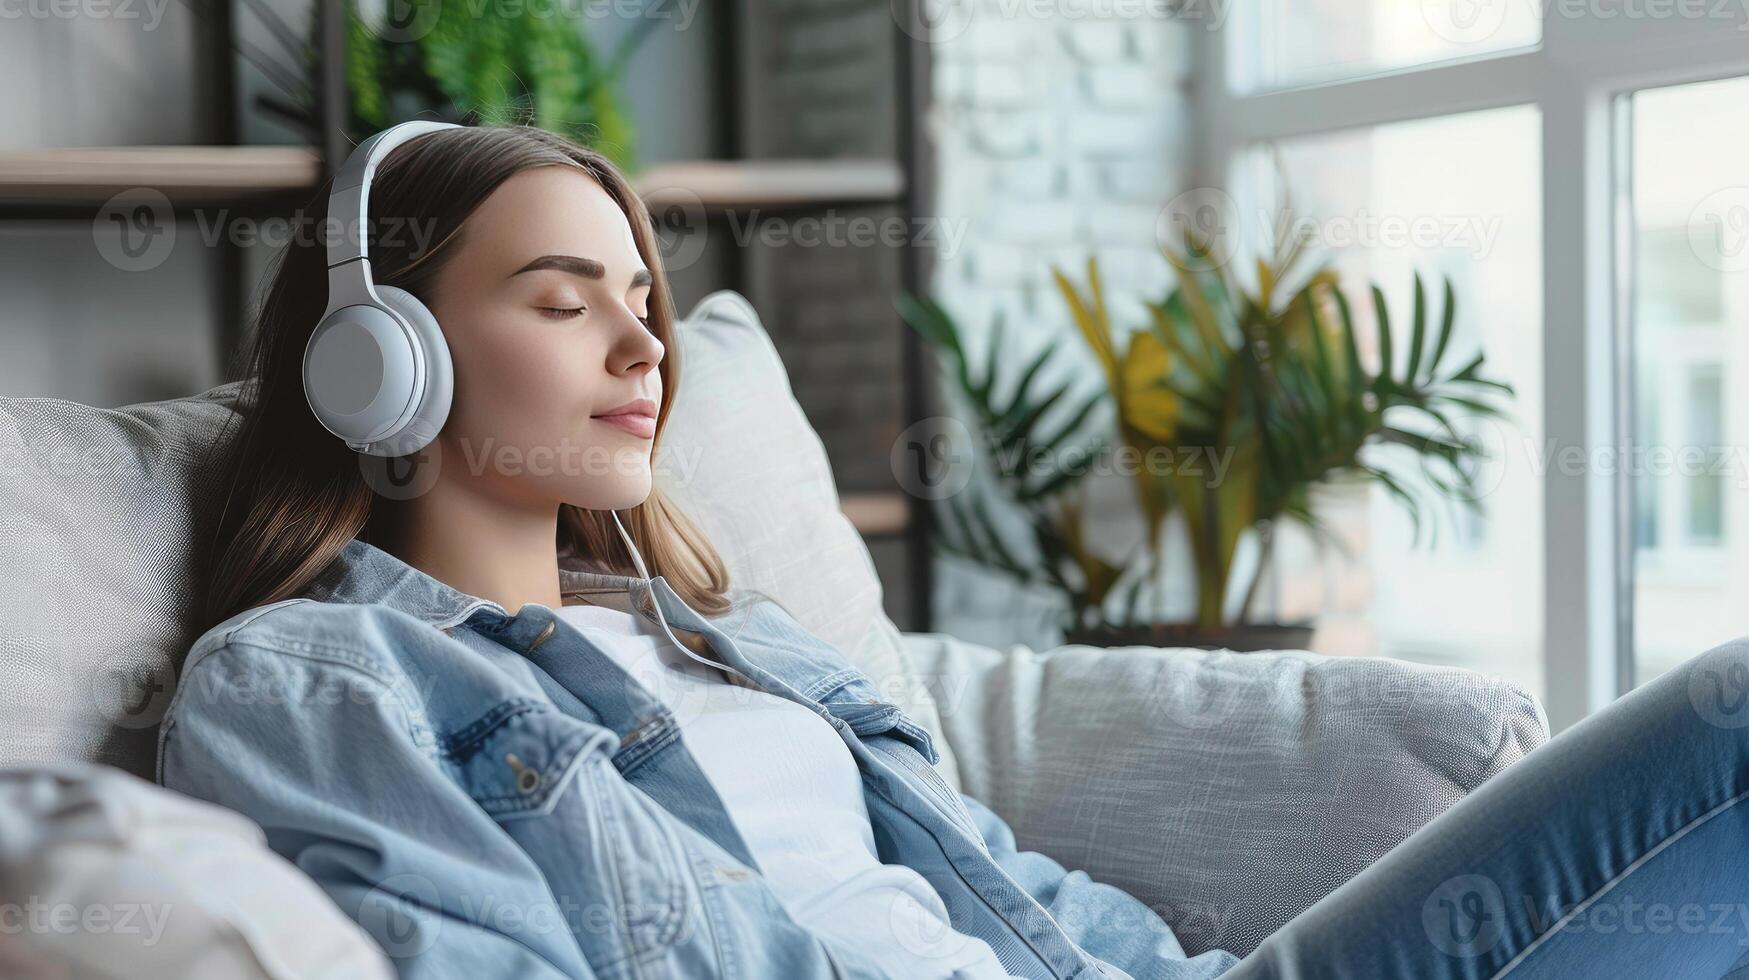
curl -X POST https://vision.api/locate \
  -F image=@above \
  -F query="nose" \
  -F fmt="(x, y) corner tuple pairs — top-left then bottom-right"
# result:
(610, 308), (664, 377)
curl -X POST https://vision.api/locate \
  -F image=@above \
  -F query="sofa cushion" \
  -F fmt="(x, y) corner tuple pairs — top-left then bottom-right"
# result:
(1, 386), (238, 774)
(0, 762), (394, 978)
(0, 289), (955, 789)
(906, 632), (1550, 958)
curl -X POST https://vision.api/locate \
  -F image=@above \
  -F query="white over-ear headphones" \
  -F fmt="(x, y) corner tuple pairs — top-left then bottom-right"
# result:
(303, 120), (461, 457)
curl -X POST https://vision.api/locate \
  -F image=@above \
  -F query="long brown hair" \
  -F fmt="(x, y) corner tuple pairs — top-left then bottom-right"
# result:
(202, 124), (731, 629)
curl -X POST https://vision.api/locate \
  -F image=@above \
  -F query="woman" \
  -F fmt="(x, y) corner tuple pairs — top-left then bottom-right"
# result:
(159, 124), (1749, 980)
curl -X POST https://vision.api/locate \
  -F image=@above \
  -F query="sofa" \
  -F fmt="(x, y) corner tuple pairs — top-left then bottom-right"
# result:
(0, 289), (1550, 976)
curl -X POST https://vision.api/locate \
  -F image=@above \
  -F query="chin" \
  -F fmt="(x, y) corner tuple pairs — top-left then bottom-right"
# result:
(571, 480), (653, 513)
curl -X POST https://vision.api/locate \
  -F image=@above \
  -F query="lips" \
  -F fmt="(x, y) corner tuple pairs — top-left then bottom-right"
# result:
(591, 398), (657, 439)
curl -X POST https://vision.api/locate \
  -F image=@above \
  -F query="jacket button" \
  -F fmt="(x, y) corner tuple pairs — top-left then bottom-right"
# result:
(505, 751), (542, 794)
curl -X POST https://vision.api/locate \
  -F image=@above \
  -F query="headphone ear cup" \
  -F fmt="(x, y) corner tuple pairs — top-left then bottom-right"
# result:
(371, 285), (454, 457)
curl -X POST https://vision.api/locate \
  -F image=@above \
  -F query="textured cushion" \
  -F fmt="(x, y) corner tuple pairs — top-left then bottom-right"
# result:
(906, 632), (1550, 958)
(1, 387), (238, 775)
(0, 289), (955, 789)
(0, 762), (393, 978)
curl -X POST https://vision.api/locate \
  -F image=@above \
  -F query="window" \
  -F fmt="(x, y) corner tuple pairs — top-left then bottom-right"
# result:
(1233, 0), (1540, 91)
(1197, 8), (1749, 730)
(1627, 75), (1749, 685)
(1235, 108), (1544, 697)
(1687, 368), (1725, 544)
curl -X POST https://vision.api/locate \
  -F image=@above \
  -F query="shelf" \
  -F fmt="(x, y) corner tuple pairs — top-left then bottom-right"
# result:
(0, 148), (904, 214)
(840, 492), (912, 537)
(633, 158), (905, 211)
(0, 145), (322, 206)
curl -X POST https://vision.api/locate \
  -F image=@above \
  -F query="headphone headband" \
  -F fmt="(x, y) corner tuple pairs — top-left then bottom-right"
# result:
(323, 121), (460, 311)
(304, 120), (460, 458)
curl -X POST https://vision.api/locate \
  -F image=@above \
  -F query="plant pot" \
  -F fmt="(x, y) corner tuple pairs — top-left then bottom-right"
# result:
(1062, 621), (1315, 653)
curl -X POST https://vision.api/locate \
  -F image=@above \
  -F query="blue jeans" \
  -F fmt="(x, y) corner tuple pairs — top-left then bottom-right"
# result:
(1222, 640), (1749, 979)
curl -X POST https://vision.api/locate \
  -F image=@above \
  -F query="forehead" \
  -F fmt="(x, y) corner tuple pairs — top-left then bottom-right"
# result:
(460, 166), (644, 275)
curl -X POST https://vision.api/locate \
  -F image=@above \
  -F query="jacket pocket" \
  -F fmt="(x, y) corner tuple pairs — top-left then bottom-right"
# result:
(808, 669), (941, 764)
(444, 698), (612, 819)
(444, 699), (697, 965)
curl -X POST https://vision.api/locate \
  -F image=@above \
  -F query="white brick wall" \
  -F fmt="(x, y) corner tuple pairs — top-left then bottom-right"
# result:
(927, 1), (1196, 650)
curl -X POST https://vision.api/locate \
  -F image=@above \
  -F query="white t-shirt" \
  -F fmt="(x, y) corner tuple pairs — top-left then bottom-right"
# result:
(554, 602), (1015, 978)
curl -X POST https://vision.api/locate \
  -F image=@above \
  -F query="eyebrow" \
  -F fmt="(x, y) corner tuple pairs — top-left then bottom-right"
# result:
(510, 254), (652, 288)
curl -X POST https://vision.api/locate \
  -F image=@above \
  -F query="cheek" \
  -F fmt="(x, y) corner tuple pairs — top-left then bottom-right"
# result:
(449, 324), (613, 440)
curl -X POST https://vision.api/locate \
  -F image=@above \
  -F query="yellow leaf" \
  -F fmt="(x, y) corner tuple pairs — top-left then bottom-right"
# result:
(1123, 328), (1169, 382)
(1118, 330), (1177, 441)
(1126, 387), (1179, 442)
(1052, 264), (1119, 380)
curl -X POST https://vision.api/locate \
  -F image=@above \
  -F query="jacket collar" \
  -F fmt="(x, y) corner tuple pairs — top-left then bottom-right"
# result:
(303, 535), (661, 631)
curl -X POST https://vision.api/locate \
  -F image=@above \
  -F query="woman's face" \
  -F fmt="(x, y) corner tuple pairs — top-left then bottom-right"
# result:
(422, 166), (664, 513)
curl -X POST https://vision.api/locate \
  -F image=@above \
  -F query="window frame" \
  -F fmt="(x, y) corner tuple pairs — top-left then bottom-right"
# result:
(1189, 10), (1749, 731)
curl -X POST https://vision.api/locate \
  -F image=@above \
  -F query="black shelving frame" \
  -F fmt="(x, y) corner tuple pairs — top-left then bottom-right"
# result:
(893, 2), (937, 632)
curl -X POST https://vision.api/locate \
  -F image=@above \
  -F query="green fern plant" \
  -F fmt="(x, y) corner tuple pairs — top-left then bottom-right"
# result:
(246, 0), (654, 171)
(895, 294), (1120, 635)
(1066, 230), (1514, 630)
(902, 229), (1515, 636)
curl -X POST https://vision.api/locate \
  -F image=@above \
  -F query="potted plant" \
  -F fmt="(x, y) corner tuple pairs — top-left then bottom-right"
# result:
(898, 230), (1514, 651)
(232, 0), (654, 171)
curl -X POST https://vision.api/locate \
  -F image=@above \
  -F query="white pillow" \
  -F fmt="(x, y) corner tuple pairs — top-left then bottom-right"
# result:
(659, 290), (960, 789)
(0, 762), (394, 979)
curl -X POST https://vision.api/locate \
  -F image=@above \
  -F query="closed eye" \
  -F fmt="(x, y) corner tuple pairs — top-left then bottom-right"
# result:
(539, 306), (585, 320)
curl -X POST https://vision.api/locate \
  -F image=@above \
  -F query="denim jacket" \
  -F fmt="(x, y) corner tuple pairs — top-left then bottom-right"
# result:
(157, 535), (1237, 980)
